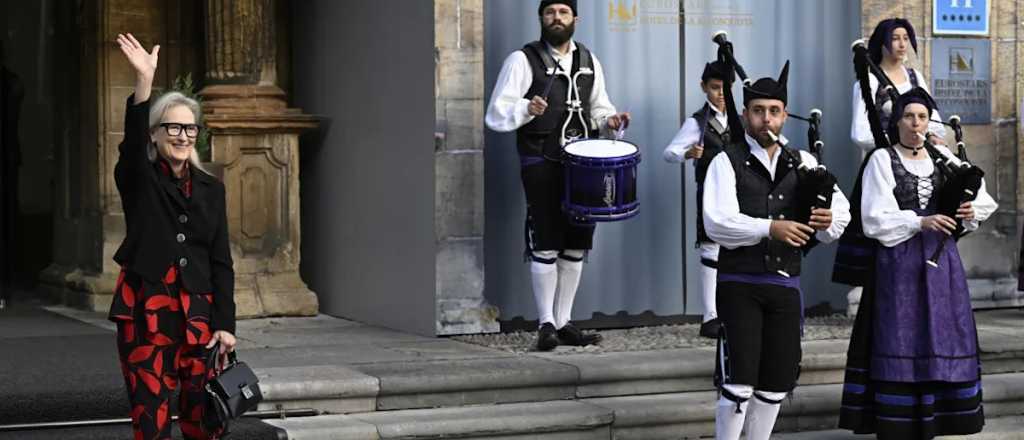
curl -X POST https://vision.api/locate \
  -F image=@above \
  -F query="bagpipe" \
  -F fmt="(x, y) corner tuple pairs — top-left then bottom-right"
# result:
(712, 31), (837, 235)
(832, 39), (891, 286)
(784, 110), (838, 227)
(851, 39), (892, 147)
(850, 39), (984, 269)
(923, 117), (984, 267)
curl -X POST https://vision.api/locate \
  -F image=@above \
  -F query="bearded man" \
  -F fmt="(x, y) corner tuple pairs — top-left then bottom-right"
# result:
(485, 0), (629, 351)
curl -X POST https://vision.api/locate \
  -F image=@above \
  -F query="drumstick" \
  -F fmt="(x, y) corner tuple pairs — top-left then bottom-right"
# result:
(698, 105), (711, 143)
(541, 63), (565, 101)
(615, 110), (629, 141)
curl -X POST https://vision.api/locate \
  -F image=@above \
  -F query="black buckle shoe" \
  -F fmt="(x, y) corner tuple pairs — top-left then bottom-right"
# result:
(699, 318), (721, 339)
(556, 323), (603, 346)
(536, 322), (560, 351)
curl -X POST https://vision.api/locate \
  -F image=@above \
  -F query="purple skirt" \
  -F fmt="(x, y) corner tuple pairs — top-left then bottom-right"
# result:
(871, 228), (979, 383)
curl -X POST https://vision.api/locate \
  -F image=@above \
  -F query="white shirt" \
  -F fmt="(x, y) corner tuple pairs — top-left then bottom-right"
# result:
(703, 134), (852, 249)
(663, 100), (728, 163)
(850, 67), (948, 153)
(484, 40), (617, 134)
(861, 145), (998, 247)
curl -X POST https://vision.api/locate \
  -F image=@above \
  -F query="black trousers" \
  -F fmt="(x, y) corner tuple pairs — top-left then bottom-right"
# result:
(520, 159), (594, 252)
(715, 281), (802, 392)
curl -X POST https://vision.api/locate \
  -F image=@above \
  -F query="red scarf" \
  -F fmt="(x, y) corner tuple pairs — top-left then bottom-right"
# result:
(156, 159), (192, 197)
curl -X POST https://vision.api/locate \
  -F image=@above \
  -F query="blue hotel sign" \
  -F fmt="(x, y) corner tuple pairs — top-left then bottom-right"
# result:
(933, 0), (990, 36)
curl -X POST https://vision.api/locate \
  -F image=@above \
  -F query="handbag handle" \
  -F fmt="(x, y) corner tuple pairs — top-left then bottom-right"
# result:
(206, 342), (239, 373)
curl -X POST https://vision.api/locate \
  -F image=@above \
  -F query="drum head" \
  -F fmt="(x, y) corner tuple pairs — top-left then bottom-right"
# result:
(564, 139), (638, 158)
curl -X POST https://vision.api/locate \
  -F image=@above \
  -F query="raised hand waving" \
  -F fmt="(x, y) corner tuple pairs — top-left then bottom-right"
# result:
(116, 33), (159, 103)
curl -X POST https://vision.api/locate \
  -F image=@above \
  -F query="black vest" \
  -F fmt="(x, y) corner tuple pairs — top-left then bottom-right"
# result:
(691, 103), (730, 185)
(516, 41), (595, 160)
(717, 142), (804, 276)
(888, 146), (943, 214)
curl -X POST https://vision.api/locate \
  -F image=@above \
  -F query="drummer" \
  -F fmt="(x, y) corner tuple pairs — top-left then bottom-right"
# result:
(662, 60), (734, 338)
(485, 0), (630, 351)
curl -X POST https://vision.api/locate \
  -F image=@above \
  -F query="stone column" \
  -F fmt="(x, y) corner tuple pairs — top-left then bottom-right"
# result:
(200, 0), (319, 318)
(434, 0), (498, 334)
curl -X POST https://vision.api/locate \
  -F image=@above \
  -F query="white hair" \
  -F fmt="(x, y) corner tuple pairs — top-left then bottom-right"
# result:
(148, 91), (206, 172)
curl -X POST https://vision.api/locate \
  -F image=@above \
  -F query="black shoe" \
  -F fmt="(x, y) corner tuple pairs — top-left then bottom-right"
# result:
(536, 322), (560, 351)
(556, 323), (603, 346)
(699, 318), (721, 339)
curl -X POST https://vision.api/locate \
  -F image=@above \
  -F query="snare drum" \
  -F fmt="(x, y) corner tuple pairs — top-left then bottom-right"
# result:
(562, 139), (641, 223)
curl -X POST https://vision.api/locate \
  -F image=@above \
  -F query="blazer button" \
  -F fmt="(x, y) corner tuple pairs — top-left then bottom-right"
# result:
(176, 233), (186, 243)
(178, 214), (188, 224)
(768, 195), (774, 200)
(779, 214), (786, 219)
(776, 257), (782, 262)
(179, 257), (188, 267)
(779, 194), (785, 200)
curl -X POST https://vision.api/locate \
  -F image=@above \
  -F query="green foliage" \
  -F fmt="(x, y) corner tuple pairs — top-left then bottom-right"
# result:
(171, 73), (211, 162)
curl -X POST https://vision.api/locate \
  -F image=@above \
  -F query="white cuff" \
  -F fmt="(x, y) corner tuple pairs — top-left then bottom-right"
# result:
(516, 98), (534, 123)
(757, 218), (773, 241)
(962, 218), (980, 232)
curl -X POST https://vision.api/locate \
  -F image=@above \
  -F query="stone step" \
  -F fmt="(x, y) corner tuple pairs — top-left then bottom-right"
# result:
(263, 400), (613, 440)
(581, 372), (1024, 440)
(262, 372), (1024, 440)
(255, 335), (1024, 414)
(773, 415), (1024, 440)
(253, 341), (845, 414)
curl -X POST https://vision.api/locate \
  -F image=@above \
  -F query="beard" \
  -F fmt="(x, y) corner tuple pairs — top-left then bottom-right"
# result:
(541, 20), (575, 47)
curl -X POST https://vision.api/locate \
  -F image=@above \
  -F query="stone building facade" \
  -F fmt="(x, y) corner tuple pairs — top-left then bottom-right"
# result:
(24, 0), (1022, 333)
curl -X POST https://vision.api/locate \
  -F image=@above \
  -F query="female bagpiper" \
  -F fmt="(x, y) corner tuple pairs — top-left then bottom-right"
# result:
(838, 87), (998, 439)
(108, 33), (236, 440)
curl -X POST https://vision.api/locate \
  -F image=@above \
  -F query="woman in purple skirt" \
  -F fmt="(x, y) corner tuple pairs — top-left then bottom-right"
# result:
(838, 88), (998, 439)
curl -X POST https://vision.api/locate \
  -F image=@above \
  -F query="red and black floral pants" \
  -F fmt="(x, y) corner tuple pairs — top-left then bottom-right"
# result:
(111, 267), (221, 440)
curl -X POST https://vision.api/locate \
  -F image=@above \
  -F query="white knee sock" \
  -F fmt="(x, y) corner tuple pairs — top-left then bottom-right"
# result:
(716, 384), (752, 440)
(700, 242), (720, 323)
(554, 250), (584, 329)
(530, 250), (558, 327)
(744, 390), (786, 440)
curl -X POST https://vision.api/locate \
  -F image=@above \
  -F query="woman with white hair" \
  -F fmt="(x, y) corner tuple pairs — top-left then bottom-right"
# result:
(108, 33), (235, 440)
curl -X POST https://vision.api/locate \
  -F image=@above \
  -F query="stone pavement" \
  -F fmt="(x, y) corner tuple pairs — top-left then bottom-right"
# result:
(6, 301), (1024, 439)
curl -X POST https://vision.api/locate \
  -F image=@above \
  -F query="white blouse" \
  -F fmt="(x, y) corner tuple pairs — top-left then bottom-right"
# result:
(860, 145), (998, 247)
(850, 67), (948, 153)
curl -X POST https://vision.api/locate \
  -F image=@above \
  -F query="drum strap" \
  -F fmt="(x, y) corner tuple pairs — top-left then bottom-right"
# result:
(574, 42), (593, 72)
(523, 41), (558, 76)
(523, 41), (594, 74)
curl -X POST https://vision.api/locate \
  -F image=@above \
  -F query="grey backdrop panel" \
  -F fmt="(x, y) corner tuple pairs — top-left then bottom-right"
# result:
(485, 0), (862, 323)
(292, 0), (437, 336)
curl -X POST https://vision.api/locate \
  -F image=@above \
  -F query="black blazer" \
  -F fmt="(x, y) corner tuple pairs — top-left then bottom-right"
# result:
(113, 95), (235, 334)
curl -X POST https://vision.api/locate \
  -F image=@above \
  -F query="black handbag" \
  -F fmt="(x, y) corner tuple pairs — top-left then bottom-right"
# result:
(202, 343), (263, 436)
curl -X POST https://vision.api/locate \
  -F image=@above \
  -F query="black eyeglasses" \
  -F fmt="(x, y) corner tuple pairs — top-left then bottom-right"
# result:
(159, 123), (202, 138)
